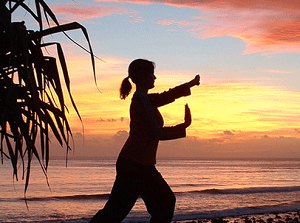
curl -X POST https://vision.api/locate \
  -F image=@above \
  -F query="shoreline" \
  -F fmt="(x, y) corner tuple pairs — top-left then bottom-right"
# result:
(173, 211), (300, 223)
(4, 210), (300, 222)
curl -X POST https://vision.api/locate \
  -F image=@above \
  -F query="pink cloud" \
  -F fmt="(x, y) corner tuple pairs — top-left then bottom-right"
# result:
(157, 20), (201, 28)
(194, 6), (300, 54)
(93, 0), (300, 10)
(94, 0), (300, 54)
(51, 3), (138, 21)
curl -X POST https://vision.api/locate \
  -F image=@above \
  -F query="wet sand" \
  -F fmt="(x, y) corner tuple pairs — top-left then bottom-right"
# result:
(174, 211), (300, 223)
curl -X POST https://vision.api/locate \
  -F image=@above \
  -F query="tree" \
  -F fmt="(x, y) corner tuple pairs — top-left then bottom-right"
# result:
(0, 0), (96, 194)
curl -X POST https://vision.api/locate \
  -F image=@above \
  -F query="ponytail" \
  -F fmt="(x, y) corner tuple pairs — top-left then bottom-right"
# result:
(120, 59), (155, 99)
(120, 77), (132, 100)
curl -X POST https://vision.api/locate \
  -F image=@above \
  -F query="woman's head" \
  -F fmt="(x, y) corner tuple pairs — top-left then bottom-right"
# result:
(128, 59), (155, 83)
(120, 59), (155, 99)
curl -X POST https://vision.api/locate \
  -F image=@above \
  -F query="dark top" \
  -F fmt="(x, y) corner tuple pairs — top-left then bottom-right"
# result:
(118, 83), (191, 165)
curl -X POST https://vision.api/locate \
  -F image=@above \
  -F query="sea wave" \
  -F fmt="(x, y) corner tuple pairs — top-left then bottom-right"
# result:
(175, 186), (300, 196)
(27, 202), (300, 223)
(2, 186), (299, 203)
(171, 202), (300, 222)
(0, 193), (110, 202)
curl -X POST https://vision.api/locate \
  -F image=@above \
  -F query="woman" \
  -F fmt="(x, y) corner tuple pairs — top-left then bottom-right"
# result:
(90, 59), (200, 223)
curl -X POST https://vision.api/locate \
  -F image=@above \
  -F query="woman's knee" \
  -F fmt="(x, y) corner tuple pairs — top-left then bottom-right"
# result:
(167, 191), (176, 209)
(167, 192), (176, 213)
(164, 185), (176, 207)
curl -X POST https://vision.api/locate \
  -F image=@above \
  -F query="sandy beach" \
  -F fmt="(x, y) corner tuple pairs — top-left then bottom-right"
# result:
(174, 211), (300, 223)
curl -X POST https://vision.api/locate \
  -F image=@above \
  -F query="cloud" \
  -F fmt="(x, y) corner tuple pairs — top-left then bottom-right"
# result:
(193, 5), (300, 54)
(112, 130), (129, 141)
(157, 20), (200, 28)
(223, 130), (234, 136)
(50, 0), (300, 53)
(158, 134), (300, 159)
(97, 117), (125, 122)
(51, 3), (139, 21)
(49, 132), (300, 159)
(95, 0), (300, 54)
(158, 8), (300, 54)
(95, 0), (300, 13)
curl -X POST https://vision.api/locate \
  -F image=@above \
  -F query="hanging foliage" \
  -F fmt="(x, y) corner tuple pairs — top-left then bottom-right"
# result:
(0, 0), (96, 194)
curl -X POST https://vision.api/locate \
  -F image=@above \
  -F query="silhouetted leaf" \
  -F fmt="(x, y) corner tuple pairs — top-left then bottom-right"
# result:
(32, 22), (96, 84)
(1, 0), (97, 195)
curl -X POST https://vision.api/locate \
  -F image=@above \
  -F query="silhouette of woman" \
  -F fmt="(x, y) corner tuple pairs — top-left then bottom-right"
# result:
(90, 59), (200, 223)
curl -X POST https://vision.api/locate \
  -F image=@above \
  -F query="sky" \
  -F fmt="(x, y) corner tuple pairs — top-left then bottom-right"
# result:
(12, 0), (300, 159)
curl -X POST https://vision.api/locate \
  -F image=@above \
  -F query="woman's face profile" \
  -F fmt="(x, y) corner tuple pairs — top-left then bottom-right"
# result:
(136, 69), (156, 90)
(145, 70), (156, 89)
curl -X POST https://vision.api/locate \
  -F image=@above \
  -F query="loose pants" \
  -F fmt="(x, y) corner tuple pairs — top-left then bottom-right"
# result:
(90, 158), (176, 223)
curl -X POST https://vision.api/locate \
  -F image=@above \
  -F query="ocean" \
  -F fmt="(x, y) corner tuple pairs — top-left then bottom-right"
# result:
(1, 158), (300, 223)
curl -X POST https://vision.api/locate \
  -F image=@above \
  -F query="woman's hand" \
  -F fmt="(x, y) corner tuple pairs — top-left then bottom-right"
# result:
(184, 104), (191, 128)
(188, 74), (200, 87)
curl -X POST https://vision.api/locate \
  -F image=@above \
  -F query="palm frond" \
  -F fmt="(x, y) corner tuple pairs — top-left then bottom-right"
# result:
(0, 0), (96, 194)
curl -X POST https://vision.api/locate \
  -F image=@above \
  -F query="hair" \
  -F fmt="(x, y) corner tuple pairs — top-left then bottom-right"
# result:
(120, 59), (155, 100)
(119, 77), (131, 100)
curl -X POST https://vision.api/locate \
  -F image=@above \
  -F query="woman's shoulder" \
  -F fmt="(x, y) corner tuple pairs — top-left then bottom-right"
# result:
(132, 92), (148, 101)
(131, 92), (151, 106)
(132, 92), (159, 108)
(133, 92), (147, 97)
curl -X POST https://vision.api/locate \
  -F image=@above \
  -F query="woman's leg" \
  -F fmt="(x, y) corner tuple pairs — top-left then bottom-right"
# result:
(140, 167), (176, 223)
(90, 160), (140, 223)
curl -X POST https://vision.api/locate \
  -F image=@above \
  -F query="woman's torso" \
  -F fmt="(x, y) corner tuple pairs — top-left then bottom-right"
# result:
(118, 92), (163, 166)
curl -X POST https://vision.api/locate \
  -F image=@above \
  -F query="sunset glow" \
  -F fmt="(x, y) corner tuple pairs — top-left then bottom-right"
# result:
(13, 0), (300, 158)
